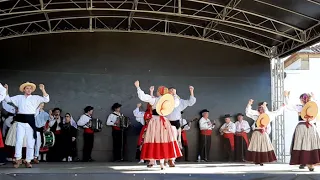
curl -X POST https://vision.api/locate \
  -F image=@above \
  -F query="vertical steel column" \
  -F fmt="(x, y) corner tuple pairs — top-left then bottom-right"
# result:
(270, 46), (285, 163)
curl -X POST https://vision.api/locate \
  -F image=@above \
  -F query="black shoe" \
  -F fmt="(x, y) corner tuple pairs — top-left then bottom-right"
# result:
(0, 163), (5, 166)
(260, 164), (264, 166)
(308, 167), (314, 172)
(88, 159), (95, 162)
(299, 165), (306, 169)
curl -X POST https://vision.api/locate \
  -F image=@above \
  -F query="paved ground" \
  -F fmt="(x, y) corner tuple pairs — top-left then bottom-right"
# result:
(0, 162), (320, 180)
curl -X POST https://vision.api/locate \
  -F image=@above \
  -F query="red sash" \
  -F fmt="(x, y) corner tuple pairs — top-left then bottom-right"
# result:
(200, 130), (212, 136)
(112, 126), (121, 131)
(55, 130), (61, 135)
(235, 132), (249, 148)
(181, 130), (188, 146)
(0, 129), (4, 148)
(223, 133), (235, 151)
(137, 125), (148, 146)
(84, 128), (94, 134)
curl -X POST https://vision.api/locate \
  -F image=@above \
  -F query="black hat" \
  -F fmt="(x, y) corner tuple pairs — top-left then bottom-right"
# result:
(224, 114), (232, 118)
(111, 103), (122, 111)
(200, 109), (209, 116)
(52, 108), (62, 113)
(84, 106), (94, 113)
(236, 113), (244, 117)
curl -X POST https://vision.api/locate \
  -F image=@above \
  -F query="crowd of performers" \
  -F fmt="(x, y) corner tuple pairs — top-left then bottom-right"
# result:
(0, 81), (319, 172)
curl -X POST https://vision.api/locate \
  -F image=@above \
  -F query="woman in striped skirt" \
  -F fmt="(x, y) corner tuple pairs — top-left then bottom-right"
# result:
(285, 92), (320, 171)
(245, 99), (285, 166)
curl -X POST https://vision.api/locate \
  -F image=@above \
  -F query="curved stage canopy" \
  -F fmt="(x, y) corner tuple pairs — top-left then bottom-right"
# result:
(0, 0), (319, 58)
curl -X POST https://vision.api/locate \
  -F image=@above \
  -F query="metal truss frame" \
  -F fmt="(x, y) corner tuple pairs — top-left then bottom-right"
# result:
(0, 0), (319, 58)
(270, 47), (285, 163)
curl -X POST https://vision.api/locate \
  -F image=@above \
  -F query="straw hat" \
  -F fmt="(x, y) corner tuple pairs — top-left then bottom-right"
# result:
(256, 113), (270, 128)
(156, 94), (175, 116)
(19, 82), (36, 92)
(301, 101), (318, 121)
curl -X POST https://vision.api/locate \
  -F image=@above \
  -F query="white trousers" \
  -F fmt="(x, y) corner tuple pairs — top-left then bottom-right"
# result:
(34, 132), (41, 158)
(15, 122), (35, 162)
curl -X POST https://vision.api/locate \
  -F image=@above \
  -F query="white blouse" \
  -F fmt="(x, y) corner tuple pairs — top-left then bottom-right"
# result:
(235, 120), (250, 133)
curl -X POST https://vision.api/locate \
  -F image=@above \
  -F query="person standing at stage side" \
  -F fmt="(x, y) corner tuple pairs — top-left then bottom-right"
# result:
(285, 91), (320, 171)
(48, 108), (64, 162)
(245, 99), (284, 166)
(33, 103), (50, 164)
(0, 83), (6, 166)
(134, 80), (182, 170)
(106, 103), (129, 162)
(4, 82), (49, 168)
(219, 114), (236, 162)
(198, 109), (214, 162)
(234, 113), (250, 162)
(179, 111), (191, 161)
(166, 86), (196, 167)
(77, 106), (95, 162)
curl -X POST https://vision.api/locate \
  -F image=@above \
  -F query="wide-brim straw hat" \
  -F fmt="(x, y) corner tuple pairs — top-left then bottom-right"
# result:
(19, 82), (36, 93)
(156, 94), (175, 116)
(301, 101), (318, 121)
(256, 113), (270, 128)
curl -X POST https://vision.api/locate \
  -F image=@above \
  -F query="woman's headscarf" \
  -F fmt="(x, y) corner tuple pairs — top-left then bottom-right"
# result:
(157, 86), (169, 96)
(63, 113), (77, 129)
(300, 93), (311, 104)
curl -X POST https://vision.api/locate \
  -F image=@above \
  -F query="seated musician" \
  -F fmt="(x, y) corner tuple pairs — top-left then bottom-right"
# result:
(106, 103), (127, 162)
(77, 106), (95, 162)
(33, 103), (50, 164)
(60, 113), (77, 162)
(48, 108), (64, 161)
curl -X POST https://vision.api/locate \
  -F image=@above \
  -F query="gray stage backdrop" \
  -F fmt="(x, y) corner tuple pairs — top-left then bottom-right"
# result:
(0, 32), (271, 161)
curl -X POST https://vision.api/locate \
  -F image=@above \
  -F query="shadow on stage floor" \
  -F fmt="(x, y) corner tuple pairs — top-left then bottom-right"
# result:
(0, 162), (320, 180)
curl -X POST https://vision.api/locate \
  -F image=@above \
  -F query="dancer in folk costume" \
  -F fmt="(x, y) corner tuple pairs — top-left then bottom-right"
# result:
(133, 86), (154, 163)
(0, 83), (6, 166)
(285, 91), (320, 171)
(135, 103), (153, 163)
(245, 99), (285, 166)
(4, 82), (49, 168)
(134, 80), (182, 170)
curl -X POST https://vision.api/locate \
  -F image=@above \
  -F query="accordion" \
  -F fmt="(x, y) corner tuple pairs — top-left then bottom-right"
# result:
(117, 116), (130, 129)
(89, 118), (102, 132)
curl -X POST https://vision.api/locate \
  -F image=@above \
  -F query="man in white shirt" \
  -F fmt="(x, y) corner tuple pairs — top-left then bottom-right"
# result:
(234, 113), (250, 162)
(106, 103), (127, 162)
(77, 106), (95, 162)
(4, 82), (49, 168)
(198, 109), (214, 161)
(219, 114), (236, 161)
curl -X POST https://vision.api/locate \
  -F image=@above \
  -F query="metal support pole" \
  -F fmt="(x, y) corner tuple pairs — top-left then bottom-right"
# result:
(178, 0), (181, 14)
(270, 46), (285, 163)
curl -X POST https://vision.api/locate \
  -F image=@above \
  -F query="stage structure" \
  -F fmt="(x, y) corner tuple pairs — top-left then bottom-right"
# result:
(0, 0), (319, 163)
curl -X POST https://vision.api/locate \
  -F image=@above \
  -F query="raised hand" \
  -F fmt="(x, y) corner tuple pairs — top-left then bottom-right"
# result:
(189, 86), (194, 91)
(137, 103), (142, 108)
(4, 84), (8, 90)
(149, 86), (154, 92)
(39, 84), (45, 91)
(284, 90), (290, 97)
(134, 80), (140, 88)
(248, 99), (254, 105)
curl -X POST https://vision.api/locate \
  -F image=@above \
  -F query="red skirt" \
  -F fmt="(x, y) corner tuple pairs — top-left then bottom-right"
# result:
(0, 129), (4, 148)
(140, 116), (182, 160)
